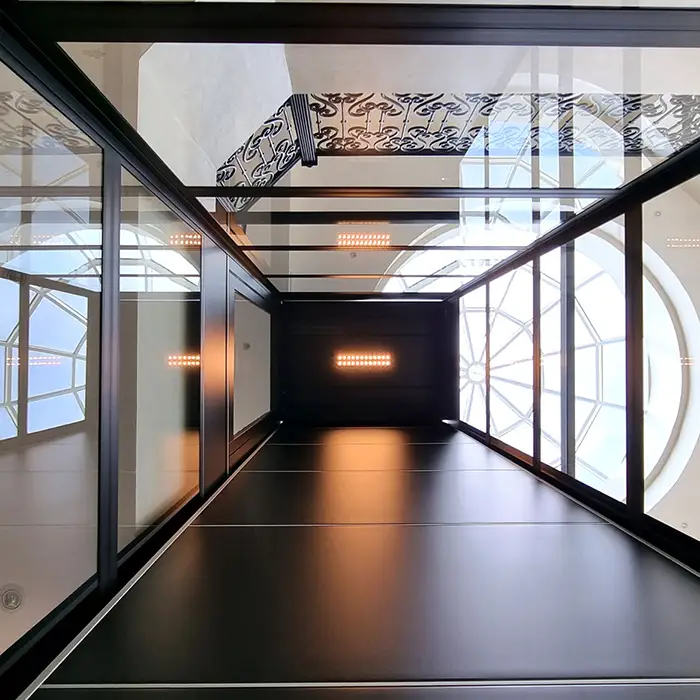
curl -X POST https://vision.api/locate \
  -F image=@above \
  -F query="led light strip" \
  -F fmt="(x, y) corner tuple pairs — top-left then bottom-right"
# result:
(335, 352), (393, 369)
(667, 237), (700, 248)
(168, 354), (201, 368)
(337, 232), (391, 247)
(5, 355), (63, 367)
(169, 233), (202, 246)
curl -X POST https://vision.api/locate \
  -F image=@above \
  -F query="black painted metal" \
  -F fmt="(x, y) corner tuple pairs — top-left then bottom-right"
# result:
(17, 275), (29, 440)
(238, 211), (461, 225)
(485, 282), (491, 439)
(289, 94), (318, 168)
(0, 8), (275, 303)
(240, 245), (523, 252)
(532, 257), (541, 470)
(189, 186), (616, 199)
(279, 303), (448, 424)
(625, 206), (645, 515)
(14, 2), (700, 47)
(281, 292), (448, 302)
(447, 133), (700, 301)
(270, 273), (477, 279)
(97, 149), (121, 593)
(560, 241), (576, 477)
(29, 687), (700, 700)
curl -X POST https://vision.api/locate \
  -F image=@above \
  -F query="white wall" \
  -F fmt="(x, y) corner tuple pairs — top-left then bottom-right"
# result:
(61, 42), (293, 185)
(233, 296), (271, 433)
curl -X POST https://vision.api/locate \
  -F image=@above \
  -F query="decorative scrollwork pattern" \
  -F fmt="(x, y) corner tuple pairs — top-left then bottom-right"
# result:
(216, 100), (300, 212)
(308, 92), (700, 158)
(0, 90), (97, 155)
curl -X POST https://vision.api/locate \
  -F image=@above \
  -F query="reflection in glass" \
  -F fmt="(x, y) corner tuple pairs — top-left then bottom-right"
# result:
(0, 59), (101, 656)
(488, 266), (534, 457)
(573, 230), (626, 501)
(117, 170), (201, 552)
(459, 286), (487, 432)
(643, 176), (700, 541)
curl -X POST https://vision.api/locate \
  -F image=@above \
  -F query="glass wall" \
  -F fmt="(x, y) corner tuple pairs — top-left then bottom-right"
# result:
(118, 170), (201, 552)
(643, 175), (700, 542)
(459, 221), (632, 503)
(0, 59), (101, 655)
(488, 265), (534, 457)
(459, 286), (487, 432)
(573, 227), (626, 501)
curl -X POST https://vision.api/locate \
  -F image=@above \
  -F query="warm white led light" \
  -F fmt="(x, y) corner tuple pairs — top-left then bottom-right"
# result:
(337, 232), (391, 248)
(168, 354), (201, 368)
(335, 352), (393, 370)
(169, 233), (202, 247)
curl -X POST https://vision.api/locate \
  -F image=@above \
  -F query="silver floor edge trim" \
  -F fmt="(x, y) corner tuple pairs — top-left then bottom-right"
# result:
(190, 521), (610, 528)
(18, 428), (279, 700)
(38, 678), (700, 689)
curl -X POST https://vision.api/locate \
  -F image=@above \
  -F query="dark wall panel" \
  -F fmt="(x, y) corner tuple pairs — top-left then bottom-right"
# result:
(279, 301), (455, 425)
(200, 236), (229, 493)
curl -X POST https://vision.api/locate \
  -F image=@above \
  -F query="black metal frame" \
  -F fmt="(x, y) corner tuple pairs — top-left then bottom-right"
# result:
(5, 0), (700, 695)
(14, 2), (700, 47)
(452, 131), (700, 583)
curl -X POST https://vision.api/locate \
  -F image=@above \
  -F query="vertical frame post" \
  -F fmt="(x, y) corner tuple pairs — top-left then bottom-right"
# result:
(561, 238), (576, 477)
(17, 279), (29, 438)
(485, 282), (491, 441)
(533, 257), (542, 469)
(97, 148), (121, 592)
(625, 206), (644, 514)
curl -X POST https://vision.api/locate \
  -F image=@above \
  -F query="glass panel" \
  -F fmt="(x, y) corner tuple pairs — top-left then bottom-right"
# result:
(60, 43), (700, 192)
(573, 224), (626, 501)
(232, 294), (271, 436)
(118, 169), (201, 552)
(459, 286), (487, 432)
(643, 175), (700, 540)
(489, 265), (534, 457)
(539, 249), (563, 469)
(0, 59), (101, 655)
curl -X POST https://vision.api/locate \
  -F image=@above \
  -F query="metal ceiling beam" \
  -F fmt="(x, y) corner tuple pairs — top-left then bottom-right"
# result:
(239, 245), (522, 252)
(269, 273), (477, 279)
(11, 2), (700, 47)
(281, 292), (449, 301)
(239, 211), (461, 225)
(192, 187), (615, 199)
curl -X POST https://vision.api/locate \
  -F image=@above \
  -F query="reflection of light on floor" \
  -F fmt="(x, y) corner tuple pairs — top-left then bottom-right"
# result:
(301, 428), (410, 655)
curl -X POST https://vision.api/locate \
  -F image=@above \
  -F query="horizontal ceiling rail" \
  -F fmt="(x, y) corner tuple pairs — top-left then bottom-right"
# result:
(239, 212), (461, 225)
(269, 273), (477, 279)
(281, 292), (449, 301)
(239, 245), (522, 252)
(191, 187), (616, 199)
(446, 129), (700, 301)
(12, 2), (700, 47)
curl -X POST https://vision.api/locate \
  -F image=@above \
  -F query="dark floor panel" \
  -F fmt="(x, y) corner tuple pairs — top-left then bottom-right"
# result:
(49, 525), (700, 685)
(34, 684), (700, 699)
(246, 442), (516, 473)
(195, 470), (601, 525)
(270, 425), (473, 445)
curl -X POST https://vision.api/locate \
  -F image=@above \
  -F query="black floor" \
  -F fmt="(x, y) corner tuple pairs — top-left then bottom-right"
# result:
(36, 426), (700, 698)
